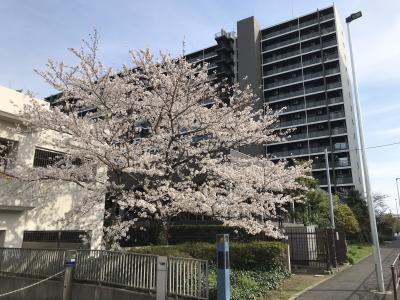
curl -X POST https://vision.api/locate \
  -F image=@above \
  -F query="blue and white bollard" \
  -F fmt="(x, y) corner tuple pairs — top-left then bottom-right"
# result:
(216, 234), (230, 300)
(63, 250), (76, 300)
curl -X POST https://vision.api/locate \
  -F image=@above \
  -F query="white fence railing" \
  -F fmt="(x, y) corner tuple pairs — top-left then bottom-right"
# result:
(75, 250), (157, 292)
(168, 256), (209, 299)
(0, 248), (65, 277)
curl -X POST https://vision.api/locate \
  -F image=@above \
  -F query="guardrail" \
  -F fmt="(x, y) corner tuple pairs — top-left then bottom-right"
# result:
(392, 252), (400, 299)
(0, 248), (209, 299)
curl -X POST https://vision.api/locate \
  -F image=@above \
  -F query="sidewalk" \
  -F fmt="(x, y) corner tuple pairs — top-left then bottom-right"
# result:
(295, 239), (400, 300)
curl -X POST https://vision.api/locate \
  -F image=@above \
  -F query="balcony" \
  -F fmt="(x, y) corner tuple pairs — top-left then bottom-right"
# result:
(270, 148), (309, 158)
(326, 82), (342, 90)
(279, 103), (305, 113)
(303, 71), (323, 81)
(264, 49), (301, 64)
(306, 96), (344, 108)
(313, 159), (350, 170)
(320, 13), (334, 22)
(262, 25), (299, 40)
(336, 177), (353, 184)
(286, 132), (308, 141)
(277, 118), (306, 128)
(264, 62), (302, 76)
(333, 142), (348, 151)
(321, 27), (335, 35)
(324, 53), (339, 62)
(301, 44), (321, 54)
(330, 111), (345, 119)
(265, 76), (303, 89)
(316, 176), (353, 186)
(263, 37), (300, 52)
(305, 85), (325, 94)
(325, 67), (340, 75)
(266, 89), (304, 102)
(307, 114), (328, 123)
(332, 127), (347, 135)
(299, 18), (319, 28)
(308, 129), (329, 138)
(301, 31), (320, 41)
(303, 57), (322, 67)
(323, 39), (337, 49)
(310, 146), (329, 154)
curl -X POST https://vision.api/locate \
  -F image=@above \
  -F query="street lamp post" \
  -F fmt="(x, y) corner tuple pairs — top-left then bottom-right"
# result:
(346, 11), (385, 292)
(396, 178), (400, 217)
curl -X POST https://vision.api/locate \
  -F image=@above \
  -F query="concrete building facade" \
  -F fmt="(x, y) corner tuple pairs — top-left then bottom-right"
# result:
(0, 86), (104, 249)
(183, 5), (365, 196)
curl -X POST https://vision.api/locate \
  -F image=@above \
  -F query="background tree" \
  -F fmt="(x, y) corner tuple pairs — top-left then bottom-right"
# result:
(0, 32), (309, 248)
(293, 179), (360, 235)
(344, 190), (370, 241)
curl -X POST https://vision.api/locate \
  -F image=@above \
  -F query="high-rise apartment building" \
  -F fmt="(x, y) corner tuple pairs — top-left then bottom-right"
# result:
(182, 5), (365, 196)
(45, 5), (365, 196)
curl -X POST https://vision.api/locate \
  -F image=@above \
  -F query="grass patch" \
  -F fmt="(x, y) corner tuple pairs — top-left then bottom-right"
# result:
(260, 274), (328, 300)
(346, 243), (372, 264)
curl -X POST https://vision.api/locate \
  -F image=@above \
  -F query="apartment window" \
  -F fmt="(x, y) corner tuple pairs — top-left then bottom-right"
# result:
(33, 148), (65, 168)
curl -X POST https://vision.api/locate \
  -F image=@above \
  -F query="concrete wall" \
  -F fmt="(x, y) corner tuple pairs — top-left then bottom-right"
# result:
(0, 275), (157, 300)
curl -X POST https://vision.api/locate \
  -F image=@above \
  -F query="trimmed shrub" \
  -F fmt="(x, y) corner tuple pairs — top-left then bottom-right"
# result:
(128, 241), (287, 271)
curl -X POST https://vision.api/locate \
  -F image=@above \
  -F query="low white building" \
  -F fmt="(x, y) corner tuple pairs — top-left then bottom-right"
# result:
(0, 86), (104, 249)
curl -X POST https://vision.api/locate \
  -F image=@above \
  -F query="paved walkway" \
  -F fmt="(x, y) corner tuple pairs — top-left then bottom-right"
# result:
(296, 239), (400, 300)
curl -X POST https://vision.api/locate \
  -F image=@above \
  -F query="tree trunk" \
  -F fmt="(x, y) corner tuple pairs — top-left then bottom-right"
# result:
(158, 220), (170, 245)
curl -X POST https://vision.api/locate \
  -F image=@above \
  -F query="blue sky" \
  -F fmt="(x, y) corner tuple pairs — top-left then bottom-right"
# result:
(1, 0), (400, 211)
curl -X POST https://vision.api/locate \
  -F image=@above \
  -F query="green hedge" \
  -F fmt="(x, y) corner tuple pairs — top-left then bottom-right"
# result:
(122, 224), (281, 246)
(128, 241), (287, 271)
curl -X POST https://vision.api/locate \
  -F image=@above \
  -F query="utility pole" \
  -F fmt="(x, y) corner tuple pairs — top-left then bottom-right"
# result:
(346, 11), (385, 292)
(325, 148), (335, 228)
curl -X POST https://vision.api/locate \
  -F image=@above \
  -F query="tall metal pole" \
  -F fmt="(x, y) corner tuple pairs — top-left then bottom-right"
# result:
(325, 148), (335, 228)
(396, 178), (400, 217)
(346, 19), (385, 292)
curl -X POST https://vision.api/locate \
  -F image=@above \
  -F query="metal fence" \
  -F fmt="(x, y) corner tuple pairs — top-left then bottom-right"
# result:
(0, 248), (65, 277)
(391, 252), (400, 300)
(0, 248), (209, 299)
(168, 256), (208, 299)
(75, 250), (158, 292)
(286, 227), (347, 270)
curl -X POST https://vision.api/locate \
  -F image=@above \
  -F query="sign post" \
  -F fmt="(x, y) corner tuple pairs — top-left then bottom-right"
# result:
(216, 234), (230, 300)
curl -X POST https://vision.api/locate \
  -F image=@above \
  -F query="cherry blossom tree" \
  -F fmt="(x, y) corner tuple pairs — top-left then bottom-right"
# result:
(2, 32), (309, 247)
